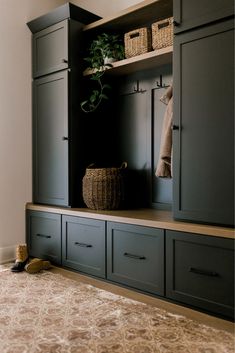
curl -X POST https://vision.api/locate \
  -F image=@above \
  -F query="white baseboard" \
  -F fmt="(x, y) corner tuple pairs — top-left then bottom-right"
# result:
(0, 245), (16, 264)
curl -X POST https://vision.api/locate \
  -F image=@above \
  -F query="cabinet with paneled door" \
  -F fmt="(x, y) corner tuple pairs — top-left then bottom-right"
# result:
(173, 2), (234, 226)
(27, 4), (100, 207)
(173, 0), (233, 33)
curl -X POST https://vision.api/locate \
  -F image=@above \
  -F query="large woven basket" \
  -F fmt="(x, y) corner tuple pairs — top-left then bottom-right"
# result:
(82, 163), (127, 210)
(124, 27), (151, 58)
(152, 17), (173, 50)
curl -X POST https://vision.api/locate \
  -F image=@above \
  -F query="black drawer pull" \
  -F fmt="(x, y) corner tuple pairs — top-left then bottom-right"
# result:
(36, 233), (51, 239)
(74, 242), (92, 248)
(62, 58), (68, 63)
(124, 252), (146, 260)
(189, 267), (219, 277)
(172, 124), (179, 130)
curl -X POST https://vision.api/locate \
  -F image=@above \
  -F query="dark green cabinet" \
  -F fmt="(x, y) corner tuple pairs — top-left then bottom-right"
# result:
(26, 207), (234, 319)
(62, 216), (106, 278)
(107, 222), (164, 295)
(30, 16), (87, 207)
(173, 19), (234, 226)
(173, 0), (234, 33)
(26, 210), (61, 265)
(33, 71), (69, 207)
(166, 230), (234, 319)
(33, 20), (70, 78)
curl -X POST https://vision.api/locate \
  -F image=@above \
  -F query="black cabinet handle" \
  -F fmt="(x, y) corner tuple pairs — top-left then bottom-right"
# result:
(62, 136), (69, 141)
(189, 267), (219, 277)
(36, 233), (51, 239)
(173, 20), (181, 27)
(62, 59), (68, 63)
(172, 124), (179, 130)
(74, 242), (92, 248)
(124, 252), (146, 260)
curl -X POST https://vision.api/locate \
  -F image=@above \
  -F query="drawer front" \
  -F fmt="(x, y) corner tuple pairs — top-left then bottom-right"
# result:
(166, 230), (234, 318)
(62, 216), (106, 278)
(26, 210), (61, 265)
(33, 20), (68, 78)
(107, 222), (164, 295)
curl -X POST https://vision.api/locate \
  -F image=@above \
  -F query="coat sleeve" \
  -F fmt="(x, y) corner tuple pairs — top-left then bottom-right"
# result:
(155, 85), (173, 178)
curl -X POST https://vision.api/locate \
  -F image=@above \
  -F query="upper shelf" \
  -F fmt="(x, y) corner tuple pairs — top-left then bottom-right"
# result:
(83, 0), (173, 33)
(83, 46), (173, 77)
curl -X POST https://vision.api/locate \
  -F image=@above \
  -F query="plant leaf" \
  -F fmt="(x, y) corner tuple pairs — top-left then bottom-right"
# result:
(100, 94), (108, 100)
(80, 100), (88, 107)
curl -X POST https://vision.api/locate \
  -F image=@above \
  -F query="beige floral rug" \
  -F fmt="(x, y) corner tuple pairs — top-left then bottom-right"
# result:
(0, 265), (234, 353)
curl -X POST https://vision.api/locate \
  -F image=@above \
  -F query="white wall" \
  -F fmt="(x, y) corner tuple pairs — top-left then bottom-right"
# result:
(0, 0), (143, 263)
(0, 0), (66, 263)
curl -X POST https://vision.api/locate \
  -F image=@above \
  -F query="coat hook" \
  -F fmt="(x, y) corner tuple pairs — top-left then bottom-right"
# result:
(156, 74), (170, 89)
(133, 80), (146, 94)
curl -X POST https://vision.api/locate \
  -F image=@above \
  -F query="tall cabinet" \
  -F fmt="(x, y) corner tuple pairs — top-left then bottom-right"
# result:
(173, 1), (234, 226)
(27, 3), (100, 207)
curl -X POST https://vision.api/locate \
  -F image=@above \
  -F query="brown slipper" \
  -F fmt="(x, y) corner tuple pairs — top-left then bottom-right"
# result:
(25, 258), (51, 274)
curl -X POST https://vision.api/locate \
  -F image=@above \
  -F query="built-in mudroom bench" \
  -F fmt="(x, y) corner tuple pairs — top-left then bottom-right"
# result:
(26, 203), (234, 320)
(26, 0), (234, 322)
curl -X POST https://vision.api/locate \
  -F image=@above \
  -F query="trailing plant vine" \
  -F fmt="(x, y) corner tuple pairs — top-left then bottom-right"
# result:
(81, 33), (124, 113)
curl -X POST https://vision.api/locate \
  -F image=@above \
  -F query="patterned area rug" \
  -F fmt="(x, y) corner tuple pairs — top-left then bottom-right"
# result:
(0, 265), (234, 353)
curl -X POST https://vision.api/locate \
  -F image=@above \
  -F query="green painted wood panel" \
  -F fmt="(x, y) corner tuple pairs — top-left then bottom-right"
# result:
(173, 19), (234, 226)
(33, 71), (69, 206)
(33, 20), (68, 78)
(174, 0), (234, 33)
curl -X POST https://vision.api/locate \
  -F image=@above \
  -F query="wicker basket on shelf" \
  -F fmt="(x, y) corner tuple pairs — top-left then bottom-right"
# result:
(82, 163), (127, 210)
(152, 17), (173, 50)
(124, 27), (151, 58)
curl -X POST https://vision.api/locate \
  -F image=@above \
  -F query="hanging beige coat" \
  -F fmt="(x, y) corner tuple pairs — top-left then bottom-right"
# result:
(155, 84), (173, 178)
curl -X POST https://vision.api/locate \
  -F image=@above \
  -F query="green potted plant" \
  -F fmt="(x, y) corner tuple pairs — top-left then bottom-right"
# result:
(81, 33), (124, 113)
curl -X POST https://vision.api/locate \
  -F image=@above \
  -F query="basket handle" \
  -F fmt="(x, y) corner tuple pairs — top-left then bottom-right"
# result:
(120, 162), (127, 169)
(87, 163), (95, 168)
(158, 20), (170, 30)
(130, 31), (140, 39)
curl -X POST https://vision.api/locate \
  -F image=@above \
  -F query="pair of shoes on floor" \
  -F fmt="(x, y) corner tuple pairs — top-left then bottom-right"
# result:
(11, 244), (51, 274)
(25, 258), (51, 274)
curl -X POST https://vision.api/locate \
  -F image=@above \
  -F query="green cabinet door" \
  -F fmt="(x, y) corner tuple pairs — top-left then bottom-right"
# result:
(33, 71), (69, 206)
(174, 0), (234, 33)
(33, 20), (68, 78)
(173, 19), (234, 226)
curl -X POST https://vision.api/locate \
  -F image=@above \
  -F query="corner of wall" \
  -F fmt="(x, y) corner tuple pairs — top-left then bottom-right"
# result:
(0, 245), (16, 264)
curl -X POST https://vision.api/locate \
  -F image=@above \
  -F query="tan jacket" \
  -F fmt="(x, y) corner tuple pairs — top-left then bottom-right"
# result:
(155, 84), (173, 178)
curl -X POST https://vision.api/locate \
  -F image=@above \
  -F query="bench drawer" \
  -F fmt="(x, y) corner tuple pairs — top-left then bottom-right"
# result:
(62, 216), (106, 278)
(27, 210), (61, 265)
(166, 230), (234, 318)
(107, 222), (164, 295)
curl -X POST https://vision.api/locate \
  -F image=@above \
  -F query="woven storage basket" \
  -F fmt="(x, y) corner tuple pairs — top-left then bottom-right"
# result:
(124, 27), (151, 58)
(152, 17), (173, 50)
(82, 163), (127, 210)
